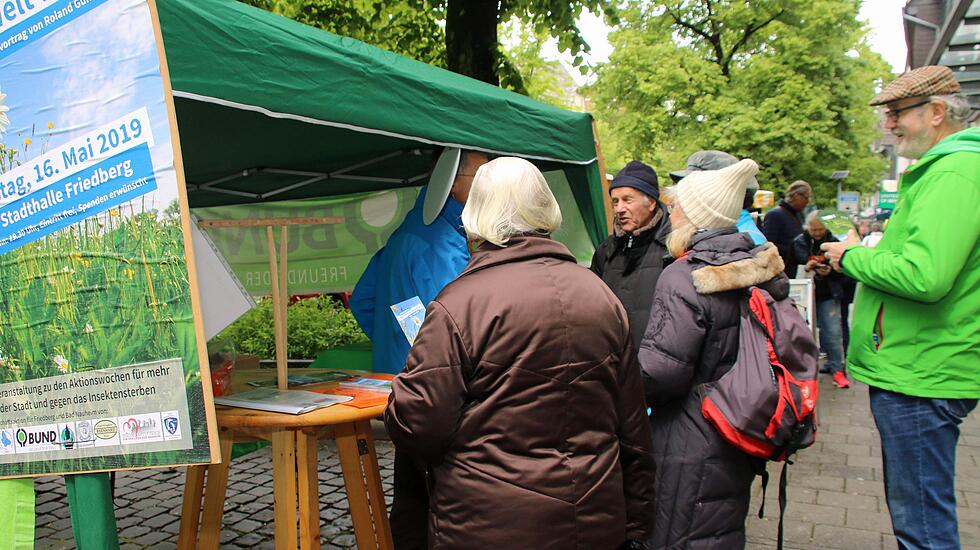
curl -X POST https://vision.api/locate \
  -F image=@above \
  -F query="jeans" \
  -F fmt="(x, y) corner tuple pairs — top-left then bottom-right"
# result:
(816, 299), (844, 374)
(869, 387), (978, 550)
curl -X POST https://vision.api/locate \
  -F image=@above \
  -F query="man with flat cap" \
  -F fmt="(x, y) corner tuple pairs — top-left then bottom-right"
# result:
(591, 161), (671, 349)
(821, 65), (979, 550)
(670, 150), (765, 245)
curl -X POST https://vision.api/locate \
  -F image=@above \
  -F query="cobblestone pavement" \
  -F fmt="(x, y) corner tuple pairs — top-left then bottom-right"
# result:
(34, 376), (980, 549)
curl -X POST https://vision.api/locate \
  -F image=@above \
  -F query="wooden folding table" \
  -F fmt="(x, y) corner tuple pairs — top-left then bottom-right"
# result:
(177, 376), (393, 550)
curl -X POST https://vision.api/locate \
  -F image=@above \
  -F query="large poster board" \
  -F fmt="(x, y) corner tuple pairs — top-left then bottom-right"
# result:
(0, 0), (217, 477)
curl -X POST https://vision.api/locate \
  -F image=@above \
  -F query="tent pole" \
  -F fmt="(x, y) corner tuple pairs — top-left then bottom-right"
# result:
(267, 226), (287, 389)
(592, 120), (613, 236)
(200, 216), (346, 391)
(279, 225), (289, 381)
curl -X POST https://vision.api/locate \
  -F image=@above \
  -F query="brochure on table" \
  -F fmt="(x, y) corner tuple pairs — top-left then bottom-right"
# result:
(0, 0), (218, 477)
(214, 388), (352, 415)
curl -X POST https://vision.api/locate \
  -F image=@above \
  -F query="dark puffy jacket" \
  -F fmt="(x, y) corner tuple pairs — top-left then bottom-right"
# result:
(386, 236), (656, 550)
(638, 230), (787, 550)
(590, 208), (672, 348)
(792, 232), (844, 302)
(761, 200), (804, 278)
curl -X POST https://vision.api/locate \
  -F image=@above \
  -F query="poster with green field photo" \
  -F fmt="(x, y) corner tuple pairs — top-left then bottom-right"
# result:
(0, 0), (216, 477)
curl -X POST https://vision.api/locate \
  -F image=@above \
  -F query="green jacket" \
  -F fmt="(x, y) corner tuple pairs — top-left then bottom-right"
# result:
(842, 127), (980, 398)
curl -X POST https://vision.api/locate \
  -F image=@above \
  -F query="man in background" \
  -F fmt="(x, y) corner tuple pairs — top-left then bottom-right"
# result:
(762, 179), (810, 278)
(794, 212), (848, 388)
(591, 160), (671, 349)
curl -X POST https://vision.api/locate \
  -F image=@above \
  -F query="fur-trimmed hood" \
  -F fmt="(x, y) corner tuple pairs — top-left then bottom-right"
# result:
(686, 230), (786, 296)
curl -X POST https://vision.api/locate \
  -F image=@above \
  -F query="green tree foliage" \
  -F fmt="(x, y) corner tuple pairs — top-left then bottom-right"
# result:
(240, 0), (447, 67)
(240, 0), (614, 90)
(500, 20), (581, 109)
(591, 0), (891, 208)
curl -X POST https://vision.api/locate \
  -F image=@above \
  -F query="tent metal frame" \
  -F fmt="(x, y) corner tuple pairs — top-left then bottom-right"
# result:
(188, 149), (433, 200)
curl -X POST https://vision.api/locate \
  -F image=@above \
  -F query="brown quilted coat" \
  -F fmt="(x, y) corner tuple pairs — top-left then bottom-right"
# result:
(385, 236), (655, 550)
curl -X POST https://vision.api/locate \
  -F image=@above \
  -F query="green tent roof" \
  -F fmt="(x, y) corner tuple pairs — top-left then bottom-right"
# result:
(158, 0), (607, 245)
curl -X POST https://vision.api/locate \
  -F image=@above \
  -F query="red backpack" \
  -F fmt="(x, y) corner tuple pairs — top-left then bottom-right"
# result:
(699, 286), (820, 550)
(700, 286), (819, 460)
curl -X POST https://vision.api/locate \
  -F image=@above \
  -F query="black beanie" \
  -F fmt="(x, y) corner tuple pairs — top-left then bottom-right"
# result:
(609, 160), (659, 201)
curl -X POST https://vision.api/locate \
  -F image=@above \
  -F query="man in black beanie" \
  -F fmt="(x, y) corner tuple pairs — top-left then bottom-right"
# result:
(590, 160), (672, 349)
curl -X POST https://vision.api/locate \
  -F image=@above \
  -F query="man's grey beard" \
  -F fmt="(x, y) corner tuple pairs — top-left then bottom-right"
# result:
(895, 131), (934, 159)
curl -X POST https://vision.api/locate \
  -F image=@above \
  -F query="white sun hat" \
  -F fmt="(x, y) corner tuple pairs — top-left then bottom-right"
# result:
(422, 147), (461, 225)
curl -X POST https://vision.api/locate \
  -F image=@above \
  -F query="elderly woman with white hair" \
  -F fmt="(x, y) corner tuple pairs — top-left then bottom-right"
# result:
(638, 159), (788, 549)
(385, 157), (655, 550)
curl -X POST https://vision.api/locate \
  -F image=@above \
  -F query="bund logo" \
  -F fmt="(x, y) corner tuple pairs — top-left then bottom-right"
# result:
(16, 426), (59, 449)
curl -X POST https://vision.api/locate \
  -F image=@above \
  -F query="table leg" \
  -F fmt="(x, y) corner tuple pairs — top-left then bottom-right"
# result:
(199, 435), (234, 550)
(272, 430), (299, 550)
(177, 465), (206, 550)
(354, 420), (393, 550)
(297, 429), (322, 550)
(336, 422), (378, 549)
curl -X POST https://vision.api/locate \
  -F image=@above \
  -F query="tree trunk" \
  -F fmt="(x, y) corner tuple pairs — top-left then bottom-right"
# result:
(445, 0), (499, 85)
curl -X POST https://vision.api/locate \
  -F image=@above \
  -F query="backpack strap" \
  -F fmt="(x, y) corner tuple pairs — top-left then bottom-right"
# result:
(776, 460), (790, 550)
(758, 468), (768, 519)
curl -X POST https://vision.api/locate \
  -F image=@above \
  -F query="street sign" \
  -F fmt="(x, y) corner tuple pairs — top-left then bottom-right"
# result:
(837, 191), (860, 213)
(879, 191), (899, 210)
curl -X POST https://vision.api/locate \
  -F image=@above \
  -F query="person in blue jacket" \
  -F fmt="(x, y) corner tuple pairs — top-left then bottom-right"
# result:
(350, 148), (488, 550)
(670, 150), (766, 245)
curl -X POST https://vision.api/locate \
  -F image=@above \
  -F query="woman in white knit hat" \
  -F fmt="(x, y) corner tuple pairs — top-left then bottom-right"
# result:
(637, 159), (789, 549)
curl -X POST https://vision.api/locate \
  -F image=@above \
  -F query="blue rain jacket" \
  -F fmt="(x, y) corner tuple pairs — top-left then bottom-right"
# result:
(350, 190), (469, 374)
(737, 209), (766, 245)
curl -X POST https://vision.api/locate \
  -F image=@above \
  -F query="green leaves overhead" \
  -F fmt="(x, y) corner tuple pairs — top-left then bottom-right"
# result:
(240, 0), (448, 67)
(240, 0), (614, 87)
(591, 0), (891, 208)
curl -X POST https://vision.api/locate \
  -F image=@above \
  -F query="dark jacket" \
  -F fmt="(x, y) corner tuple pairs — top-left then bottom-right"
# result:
(386, 236), (656, 550)
(762, 200), (804, 278)
(638, 230), (787, 550)
(792, 232), (844, 302)
(591, 207), (672, 348)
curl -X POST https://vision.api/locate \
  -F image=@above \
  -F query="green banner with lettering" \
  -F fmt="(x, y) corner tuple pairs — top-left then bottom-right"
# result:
(193, 171), (595, 297)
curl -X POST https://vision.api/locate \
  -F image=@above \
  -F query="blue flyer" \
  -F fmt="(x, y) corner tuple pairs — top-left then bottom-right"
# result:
(390, 296), (426, 345)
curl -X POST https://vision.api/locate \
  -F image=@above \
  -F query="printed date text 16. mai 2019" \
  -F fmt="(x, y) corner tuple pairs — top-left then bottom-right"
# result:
(0, 108), (153, 205)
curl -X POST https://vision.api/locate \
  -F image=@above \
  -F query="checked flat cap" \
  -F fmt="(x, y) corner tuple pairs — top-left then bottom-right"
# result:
(870, 65), (961, 106)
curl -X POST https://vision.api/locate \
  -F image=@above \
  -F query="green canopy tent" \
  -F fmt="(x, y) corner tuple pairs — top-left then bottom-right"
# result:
(54, 2), (614, 547)
(156, 0), (610, 246)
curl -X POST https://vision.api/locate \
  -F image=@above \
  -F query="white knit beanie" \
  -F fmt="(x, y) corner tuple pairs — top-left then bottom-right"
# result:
(674, 158), (759, 230)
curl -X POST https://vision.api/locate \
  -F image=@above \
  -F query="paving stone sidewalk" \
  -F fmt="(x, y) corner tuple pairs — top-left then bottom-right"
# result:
(34, 376), (980, 549)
